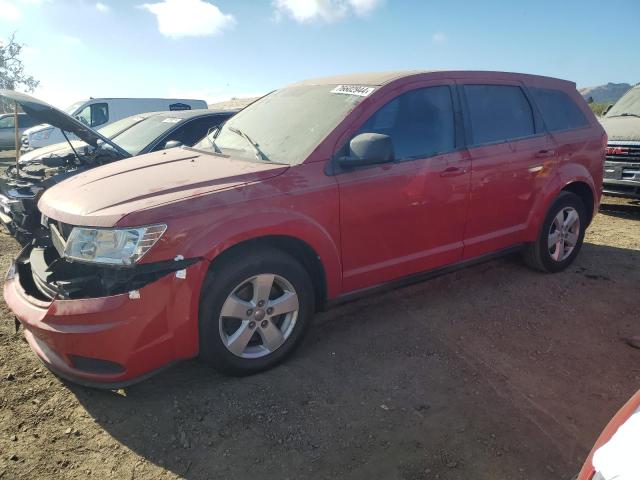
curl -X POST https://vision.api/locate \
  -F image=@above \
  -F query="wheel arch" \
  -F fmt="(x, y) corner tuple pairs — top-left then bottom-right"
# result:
(207, 234), (332, 312)
(561, 180), (596, 226)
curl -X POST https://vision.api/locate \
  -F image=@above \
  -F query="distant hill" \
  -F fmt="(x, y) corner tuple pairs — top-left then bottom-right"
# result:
(208, 96), (261, 111)
(579, 83), (632, 104)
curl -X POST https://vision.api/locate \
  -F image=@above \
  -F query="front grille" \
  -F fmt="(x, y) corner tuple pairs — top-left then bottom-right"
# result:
(605, 143), (640, 163)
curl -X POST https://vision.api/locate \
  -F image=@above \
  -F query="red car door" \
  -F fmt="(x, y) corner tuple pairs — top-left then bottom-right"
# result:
(459, 82), (556, 259)
(334, 82), (471, 292)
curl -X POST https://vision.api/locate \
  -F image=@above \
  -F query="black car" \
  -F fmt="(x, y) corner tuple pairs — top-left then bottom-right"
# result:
(0, 90), (237, 244)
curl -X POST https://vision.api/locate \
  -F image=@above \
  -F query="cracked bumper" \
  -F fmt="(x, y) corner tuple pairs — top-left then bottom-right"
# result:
(4, 249), (209, 388)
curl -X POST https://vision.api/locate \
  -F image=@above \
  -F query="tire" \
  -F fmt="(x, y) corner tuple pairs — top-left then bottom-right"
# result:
(523, 191), (587, 273)
(199, 247), (315, 375)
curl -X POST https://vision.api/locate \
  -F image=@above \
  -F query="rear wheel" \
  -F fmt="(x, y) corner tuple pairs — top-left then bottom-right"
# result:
(524, 191), (586, 273)
(199, 247), (314, 375)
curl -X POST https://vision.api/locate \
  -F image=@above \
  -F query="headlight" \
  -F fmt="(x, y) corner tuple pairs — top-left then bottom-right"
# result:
(63, 224), (167, 266)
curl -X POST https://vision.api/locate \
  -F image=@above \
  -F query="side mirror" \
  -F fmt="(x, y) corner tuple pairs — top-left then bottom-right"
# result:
(602, 104), (613, 116)
(337, 133), (394, 168)
(164, 140), (183, 150)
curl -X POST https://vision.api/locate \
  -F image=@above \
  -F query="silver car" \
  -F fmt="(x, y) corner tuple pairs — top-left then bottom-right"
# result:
(0, 113), (39, 150)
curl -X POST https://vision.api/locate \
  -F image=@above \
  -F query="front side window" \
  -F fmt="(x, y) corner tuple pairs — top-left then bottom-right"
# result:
(529, 87), (588, 132)
(193, 85), (374, 165)
(0, 116), (14, 129)
(355, 86), (455, 160)
(464, 85), (534, 145)
(76, 103), (109, 128)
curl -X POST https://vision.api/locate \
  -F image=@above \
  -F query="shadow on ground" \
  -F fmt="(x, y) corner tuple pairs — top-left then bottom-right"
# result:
(599, 199), (640, 220)
(68, 242), (640, 480)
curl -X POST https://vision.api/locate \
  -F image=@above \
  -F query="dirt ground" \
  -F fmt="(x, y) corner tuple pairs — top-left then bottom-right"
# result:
(0, 195), (638, 480)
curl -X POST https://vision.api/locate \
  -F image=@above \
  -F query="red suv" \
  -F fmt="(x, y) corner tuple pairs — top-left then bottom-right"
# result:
(4, 71), (606, 387)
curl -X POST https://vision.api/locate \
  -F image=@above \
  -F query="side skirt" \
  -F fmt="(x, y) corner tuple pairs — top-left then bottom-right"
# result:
(325, 244), (526, 309)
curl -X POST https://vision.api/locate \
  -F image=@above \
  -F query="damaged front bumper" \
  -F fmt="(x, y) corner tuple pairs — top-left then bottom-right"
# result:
(4, 243), (209, 388)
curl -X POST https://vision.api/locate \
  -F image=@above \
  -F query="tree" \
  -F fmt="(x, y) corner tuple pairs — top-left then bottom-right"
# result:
(0, 33), (39, 113)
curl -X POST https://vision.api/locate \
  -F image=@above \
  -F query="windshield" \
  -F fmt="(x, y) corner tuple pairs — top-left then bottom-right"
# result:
(110, 115), (183, 155)
(606, 87), (640, 117)
(98, 115), (147, 140)
(64, 101), (85, 115)
(192, 85), (375, 165)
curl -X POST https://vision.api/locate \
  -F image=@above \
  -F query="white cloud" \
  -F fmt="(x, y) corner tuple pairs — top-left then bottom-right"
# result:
(0, 1), (21, 21)
(95, 2), (110, 13)
(432, 32), (447, 44)
(140, 0), (235, 38)
(273, 0), (382, 23)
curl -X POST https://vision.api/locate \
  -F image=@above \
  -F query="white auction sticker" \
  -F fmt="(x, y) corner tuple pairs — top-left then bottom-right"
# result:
(331, 85), (376, 97)
(162, 117), (182, 123)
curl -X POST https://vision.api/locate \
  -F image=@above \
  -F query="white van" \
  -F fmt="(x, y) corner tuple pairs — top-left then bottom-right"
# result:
(21, 97), (207, 151)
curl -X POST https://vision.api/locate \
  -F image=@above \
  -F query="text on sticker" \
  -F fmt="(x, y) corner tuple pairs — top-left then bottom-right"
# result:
(331, 85), (376, 97)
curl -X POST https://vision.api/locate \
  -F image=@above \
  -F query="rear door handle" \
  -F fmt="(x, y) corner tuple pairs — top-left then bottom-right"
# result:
(534, 149), (556, 159)
(439, 166), (468, 177)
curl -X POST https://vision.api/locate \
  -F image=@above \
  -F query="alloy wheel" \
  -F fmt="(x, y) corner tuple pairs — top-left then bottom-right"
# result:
(218, 274), (299, 358)
(548, 206), (580, 262)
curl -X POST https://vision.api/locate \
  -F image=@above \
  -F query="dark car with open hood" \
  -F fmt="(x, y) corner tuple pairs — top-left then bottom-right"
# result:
(0, 90), (237, 244)
(599, 84), (640, 199)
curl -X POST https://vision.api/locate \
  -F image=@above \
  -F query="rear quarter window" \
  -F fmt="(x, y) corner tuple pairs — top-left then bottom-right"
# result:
(463, 85), (535, 145)
(529, 87), (589, 132)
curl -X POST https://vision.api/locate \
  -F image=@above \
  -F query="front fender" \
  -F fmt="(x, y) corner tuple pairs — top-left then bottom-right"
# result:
(145, 204), (343, 299)
(205, 209), (342, 298)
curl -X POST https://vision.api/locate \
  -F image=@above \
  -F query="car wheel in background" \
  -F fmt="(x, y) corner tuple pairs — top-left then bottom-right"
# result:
(524, 191), (586, 273)
(199, 247), (314, 375)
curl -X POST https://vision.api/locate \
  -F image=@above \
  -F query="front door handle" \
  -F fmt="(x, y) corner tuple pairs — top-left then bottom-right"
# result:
(534, 149), (556, 159)
(439, 166), (468, 177)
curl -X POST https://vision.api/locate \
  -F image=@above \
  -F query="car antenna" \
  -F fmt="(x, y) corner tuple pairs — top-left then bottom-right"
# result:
(61, 130), (83, 164)
(13, 100), (20, 178)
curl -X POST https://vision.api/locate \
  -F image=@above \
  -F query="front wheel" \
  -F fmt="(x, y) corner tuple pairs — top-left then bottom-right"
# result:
(523, 191), (587, 273)
(199, 247), (314, 375)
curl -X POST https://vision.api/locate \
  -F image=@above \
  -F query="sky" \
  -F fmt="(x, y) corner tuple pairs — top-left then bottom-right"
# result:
(0, 0), (638, 108)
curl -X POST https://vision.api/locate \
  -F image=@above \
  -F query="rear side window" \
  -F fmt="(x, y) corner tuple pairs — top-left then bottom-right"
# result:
(357, 85), (455, 160)
(529, 87), (589, 132)
(464, 85), (534, 145)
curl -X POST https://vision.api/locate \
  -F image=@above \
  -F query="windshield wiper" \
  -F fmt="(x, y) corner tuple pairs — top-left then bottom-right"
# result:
(609, 113), (640, 118)
(228, 126), (269, 162)
(205, 126), (222, 154)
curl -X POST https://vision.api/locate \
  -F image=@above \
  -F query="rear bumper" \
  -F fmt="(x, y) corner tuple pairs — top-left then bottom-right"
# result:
(4, 247), (208, 388)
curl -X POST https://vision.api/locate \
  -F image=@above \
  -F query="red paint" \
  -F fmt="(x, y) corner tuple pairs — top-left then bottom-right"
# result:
(6, 71), (606, 385)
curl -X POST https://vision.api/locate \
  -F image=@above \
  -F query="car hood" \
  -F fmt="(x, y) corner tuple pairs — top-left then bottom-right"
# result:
(19, 141), (85, 163)
(0, 90), (128, 157)
(600, 116), (640, 142)
(39, 147), (289, 227)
